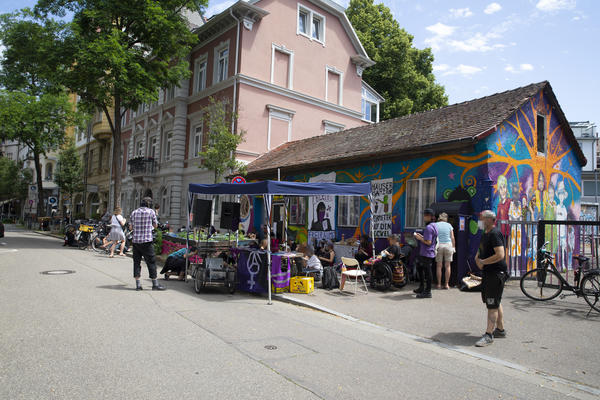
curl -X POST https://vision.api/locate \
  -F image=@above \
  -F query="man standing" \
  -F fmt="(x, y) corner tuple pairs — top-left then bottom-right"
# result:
(475, 210), (507, 347)
(130, 197), (165, 291)
(413, 208), (437, 298)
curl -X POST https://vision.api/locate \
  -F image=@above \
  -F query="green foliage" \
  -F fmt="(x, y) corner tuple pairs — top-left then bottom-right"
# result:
(198, 97), (247, 183)
(0, 157), (32, 202)
(54, 136), (84, 201)
(346, 0), (448, 119)
(154, 229), (163, 255)
(31, 0), (207, 208)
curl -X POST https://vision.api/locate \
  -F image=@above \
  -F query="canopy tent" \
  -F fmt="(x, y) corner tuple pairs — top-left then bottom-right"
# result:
(187, 180), (373, 304)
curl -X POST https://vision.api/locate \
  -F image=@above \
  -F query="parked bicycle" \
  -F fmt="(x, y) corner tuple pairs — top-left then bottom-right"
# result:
(520, 241), (600, 315)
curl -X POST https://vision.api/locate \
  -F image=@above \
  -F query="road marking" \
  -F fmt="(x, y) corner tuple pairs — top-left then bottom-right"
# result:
(276, 294), (600, 398)
(0, 249), (18, 254)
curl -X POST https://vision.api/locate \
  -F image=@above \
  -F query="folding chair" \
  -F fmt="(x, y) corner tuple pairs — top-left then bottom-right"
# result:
(340, 257), (368, 295)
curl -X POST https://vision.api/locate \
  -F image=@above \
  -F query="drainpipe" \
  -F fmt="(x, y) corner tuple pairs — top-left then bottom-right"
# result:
(229, 8), (241, 132)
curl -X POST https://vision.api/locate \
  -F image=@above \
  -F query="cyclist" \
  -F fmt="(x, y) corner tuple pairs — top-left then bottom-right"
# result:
(474, 210), (507, 347)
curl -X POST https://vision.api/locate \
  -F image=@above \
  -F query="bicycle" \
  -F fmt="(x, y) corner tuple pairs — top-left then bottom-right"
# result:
(520, 241), (600, 315)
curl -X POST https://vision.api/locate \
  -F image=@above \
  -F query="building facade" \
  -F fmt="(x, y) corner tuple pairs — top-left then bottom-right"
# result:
(572, 121), (598, 221)
(116, 0), (382, 226)
(245, 82), (586, 280)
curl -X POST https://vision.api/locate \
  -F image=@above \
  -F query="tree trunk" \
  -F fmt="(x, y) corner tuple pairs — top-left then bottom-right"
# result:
(33, 151), (45, 218)
(108, 98), (122, 209)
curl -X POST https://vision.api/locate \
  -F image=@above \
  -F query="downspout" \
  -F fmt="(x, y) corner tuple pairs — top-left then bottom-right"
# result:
(229, 8), (241, 132)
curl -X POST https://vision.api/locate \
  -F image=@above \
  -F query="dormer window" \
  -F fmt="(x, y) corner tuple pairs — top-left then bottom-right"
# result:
(297, 4), (325, 45)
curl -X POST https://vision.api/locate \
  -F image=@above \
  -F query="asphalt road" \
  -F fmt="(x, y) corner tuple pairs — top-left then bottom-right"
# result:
(0, 229), (597, 400)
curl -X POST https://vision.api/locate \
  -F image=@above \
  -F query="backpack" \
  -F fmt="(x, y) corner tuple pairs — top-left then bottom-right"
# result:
(321, 266), (339, 290)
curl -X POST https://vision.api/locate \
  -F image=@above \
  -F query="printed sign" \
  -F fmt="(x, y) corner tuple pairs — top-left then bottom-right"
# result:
(231, 176), (246, 184)
(308, 172), (336, 242)
(236, 249), (268, 293)
(459, 216), (466, 232)
(371, 178), (393, 238)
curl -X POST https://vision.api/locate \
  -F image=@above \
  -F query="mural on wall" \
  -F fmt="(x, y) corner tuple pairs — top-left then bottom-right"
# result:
(287, 89), (582, 275)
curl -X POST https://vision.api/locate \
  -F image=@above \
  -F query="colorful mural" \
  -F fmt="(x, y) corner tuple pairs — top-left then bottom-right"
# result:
(285, 89), (582, 276)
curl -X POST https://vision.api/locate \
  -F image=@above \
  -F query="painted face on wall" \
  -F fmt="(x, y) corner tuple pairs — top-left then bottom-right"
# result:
(498, 175), (508, 201)
(538, 172), (545, 192)
(557, 181), (567, 204)
(511, 182), (520, 201)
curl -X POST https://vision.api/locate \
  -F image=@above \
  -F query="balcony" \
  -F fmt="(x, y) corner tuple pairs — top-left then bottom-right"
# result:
(128, 157), (157, 184)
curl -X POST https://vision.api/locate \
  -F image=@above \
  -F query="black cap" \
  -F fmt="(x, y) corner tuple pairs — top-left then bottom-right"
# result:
(423, 208), (435, 216)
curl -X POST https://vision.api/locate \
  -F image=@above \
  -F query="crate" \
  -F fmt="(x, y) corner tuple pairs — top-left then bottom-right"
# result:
(78, 225), (94, 233)
(290, 276), (314, 294)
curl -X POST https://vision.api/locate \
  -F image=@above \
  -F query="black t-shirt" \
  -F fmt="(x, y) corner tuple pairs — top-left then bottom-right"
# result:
(479, 228), (507, 273)
(385, 244), (400, 261)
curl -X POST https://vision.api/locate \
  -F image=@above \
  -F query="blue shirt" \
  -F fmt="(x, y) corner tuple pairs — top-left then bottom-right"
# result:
(435, 221), (453, 244)
(169, 248), (187, 258)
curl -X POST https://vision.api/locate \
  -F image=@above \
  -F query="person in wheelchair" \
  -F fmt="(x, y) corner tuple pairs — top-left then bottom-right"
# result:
(370, 235), (402, 290)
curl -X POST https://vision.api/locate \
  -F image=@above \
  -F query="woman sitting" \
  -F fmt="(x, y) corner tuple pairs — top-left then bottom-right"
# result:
(161, 246), (198, 281)
(303, 246), (323, 280)
(355, 234), (373, 268)
(318, 241), (336, 268)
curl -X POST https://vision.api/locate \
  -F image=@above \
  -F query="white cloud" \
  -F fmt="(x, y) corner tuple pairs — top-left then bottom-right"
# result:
(447, 33), (508, 52)
(439, 64), (485, 76)
(505, 63), (534, 73)
(484, 2), (502, 14)
(536, 0), (576, 12)
(449, 7), (473, 18)
(204, 0), (237, 17)
(520, 63), (534, 71)
(426, 22), (456, 37)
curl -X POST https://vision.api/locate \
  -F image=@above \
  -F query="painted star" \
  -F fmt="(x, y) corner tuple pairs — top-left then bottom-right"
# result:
(510, 143), (516, 152)
(448, 172), (455, 180)
(496, 139), (503, 151)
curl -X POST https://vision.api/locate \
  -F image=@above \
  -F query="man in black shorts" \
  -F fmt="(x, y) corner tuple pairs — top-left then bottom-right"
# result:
(475, 210), (507, 347)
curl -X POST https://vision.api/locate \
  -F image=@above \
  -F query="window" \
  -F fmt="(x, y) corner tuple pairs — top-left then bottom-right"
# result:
(362, 84), (381, 123)
(583, 181), (600, 197)
(297, 5), (326, 45)
(289, 197), (306, 225)
(323, 120), (345, 135)
(98, 145), (104, 171)
(45, 163), (53, 181)
(164, 86), (175, 102)
(136, 139), (144, 156)
(6, 152), (13, 160)
(266, 105), (295, 150)
(161, 187), (169, 215)
(271, 44), (294, 89)
(192, 125), (202, 158)
(405, 178), (436, 228)
(326, 66), (343, 105)
(338, 196), (361, 227)
(165, 132), (173, 161)
(537, 114), (546, 154)
(312, 14), (323, 41)
(213, 43), (229, 83)
(193, 57), (207, 93)
(298, 9), (308, 35)
(149, 136), (158, 159)
(88, 149), (94, 174)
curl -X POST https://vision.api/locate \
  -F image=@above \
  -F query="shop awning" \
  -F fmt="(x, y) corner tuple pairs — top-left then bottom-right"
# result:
(189, 180), (371, 196)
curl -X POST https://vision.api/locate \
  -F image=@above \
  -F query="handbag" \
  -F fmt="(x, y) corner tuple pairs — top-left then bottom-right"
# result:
(460, 260), (483, 292)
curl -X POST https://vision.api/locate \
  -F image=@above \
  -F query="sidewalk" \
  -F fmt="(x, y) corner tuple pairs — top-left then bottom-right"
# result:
(279, 280), (600, 389)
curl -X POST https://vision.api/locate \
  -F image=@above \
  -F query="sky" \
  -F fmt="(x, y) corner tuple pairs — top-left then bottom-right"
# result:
(2, 0), (598, 126)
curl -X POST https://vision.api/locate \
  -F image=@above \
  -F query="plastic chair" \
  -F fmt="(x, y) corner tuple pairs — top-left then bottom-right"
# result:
(340, 257), (368, 295)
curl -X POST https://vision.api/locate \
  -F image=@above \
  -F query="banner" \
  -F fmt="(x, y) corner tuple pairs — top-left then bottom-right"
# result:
(236, 249), (268, 293)
(371, 178), (393, 238)
(308, 172), (336, 243)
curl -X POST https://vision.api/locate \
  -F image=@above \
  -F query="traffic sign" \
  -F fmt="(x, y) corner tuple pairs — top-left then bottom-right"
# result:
(48, 197), (57, 205)
(231, 176), (246, 184)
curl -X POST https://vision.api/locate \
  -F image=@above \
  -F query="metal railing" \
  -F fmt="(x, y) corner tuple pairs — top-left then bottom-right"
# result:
(127, 157), (156, 176)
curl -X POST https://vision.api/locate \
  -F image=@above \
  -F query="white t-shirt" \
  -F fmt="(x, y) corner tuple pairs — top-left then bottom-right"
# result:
(306, 255), (323, 270)
(111, 215), (125, 232)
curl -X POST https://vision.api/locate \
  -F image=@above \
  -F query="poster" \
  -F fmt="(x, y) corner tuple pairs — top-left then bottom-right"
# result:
(371, 178), (393, 238)
(308, 172), (336, 243)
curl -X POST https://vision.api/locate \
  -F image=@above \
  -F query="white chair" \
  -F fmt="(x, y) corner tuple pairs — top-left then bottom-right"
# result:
(340, 257), (368, 295)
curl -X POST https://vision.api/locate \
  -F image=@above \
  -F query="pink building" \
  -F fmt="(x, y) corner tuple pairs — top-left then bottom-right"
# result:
(119, 0), (383, 227)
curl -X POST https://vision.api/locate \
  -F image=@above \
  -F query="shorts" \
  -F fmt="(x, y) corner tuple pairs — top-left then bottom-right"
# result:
(481, 271), (506, 309)
(435, 243), (454, 262)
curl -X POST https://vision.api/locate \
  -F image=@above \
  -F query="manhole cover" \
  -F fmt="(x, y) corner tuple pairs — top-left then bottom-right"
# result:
(40, 270), (76, 275)
(264, 345), (278, 350)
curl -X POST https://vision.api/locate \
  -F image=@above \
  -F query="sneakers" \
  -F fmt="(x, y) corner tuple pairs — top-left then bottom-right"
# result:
(136, 286), (143, 291)
(152, 284), (167, 291)
(492, 328), (506, 338)
(415, 292), (432, 298)
(475, 333), (494, 347)
(413, 287), (424, 294)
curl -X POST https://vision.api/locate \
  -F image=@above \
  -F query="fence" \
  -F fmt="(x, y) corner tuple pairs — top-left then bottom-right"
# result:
(498, 219), (600, 278)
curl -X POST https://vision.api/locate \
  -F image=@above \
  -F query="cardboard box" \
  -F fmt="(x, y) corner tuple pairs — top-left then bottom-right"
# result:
(290, 276), (314, 294)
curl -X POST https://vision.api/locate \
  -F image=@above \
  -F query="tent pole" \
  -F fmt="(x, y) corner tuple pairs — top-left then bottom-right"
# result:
(185, 192), (191, 283)
(265, 193), (272, 305)
(369, 193), (375, 258)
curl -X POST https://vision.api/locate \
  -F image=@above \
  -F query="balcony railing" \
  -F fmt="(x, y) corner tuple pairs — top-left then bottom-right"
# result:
(128, 157), (157, 177)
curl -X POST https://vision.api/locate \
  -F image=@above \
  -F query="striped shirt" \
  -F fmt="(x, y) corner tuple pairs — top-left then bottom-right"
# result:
(130, 207), (157, 243)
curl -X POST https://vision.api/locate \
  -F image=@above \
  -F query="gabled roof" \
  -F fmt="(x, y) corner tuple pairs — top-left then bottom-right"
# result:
(246, 81), (586, 179)
(249, 0), (373, 65)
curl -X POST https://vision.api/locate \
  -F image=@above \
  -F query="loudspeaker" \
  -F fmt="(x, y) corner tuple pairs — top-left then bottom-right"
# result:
(193, 199), (212, 227)
(220, 202), (240, 231)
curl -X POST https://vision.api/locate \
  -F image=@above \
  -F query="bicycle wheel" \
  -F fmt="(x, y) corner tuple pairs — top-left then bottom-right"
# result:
(520, 268), (563, 301)
(581, 273), (600, 313)
(91, 234), (104, 253)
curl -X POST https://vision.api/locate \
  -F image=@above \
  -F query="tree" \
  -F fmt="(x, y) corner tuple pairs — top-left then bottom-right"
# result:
(0, 90), (78, 216)
(0, 157), (32, 204)
(198, 97), (246, 183)
(54, 136), (84, 215)
(33, 0), (207, 209)
(346, 0), (448, 120)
